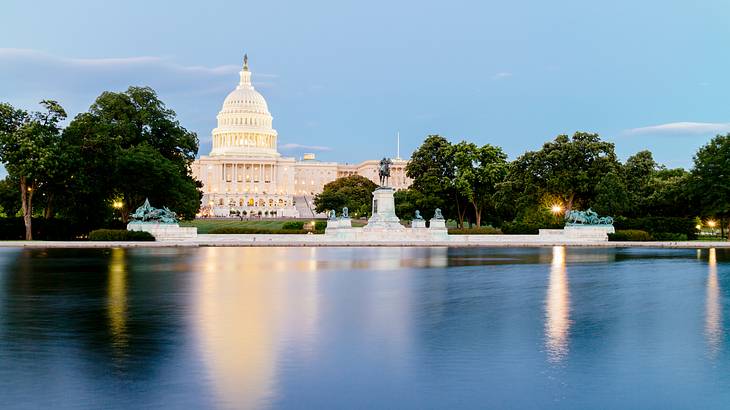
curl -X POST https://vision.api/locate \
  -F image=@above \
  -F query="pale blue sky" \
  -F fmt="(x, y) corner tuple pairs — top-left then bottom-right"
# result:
(2, 0), (729, 179)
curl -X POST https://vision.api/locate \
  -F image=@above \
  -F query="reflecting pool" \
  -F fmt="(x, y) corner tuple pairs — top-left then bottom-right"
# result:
(1, 246), (730, 409)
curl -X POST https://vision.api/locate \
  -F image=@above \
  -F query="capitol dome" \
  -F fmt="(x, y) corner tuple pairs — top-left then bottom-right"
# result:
(210, 55), (279, 157)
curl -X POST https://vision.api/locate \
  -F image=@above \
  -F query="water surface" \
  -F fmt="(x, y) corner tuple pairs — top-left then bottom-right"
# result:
(0, 246), (729, 409)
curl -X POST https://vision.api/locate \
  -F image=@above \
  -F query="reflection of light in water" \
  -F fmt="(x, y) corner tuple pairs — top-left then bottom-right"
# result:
(705, 248), (722, 357)
(107, 248), (128, 351)
(195, 247), (320, 409)
(428, 247), (448, 268)
(545, 246), (570, 363)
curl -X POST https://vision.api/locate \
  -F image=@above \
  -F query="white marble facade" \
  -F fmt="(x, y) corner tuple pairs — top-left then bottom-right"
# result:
(191, 56), (411, 217)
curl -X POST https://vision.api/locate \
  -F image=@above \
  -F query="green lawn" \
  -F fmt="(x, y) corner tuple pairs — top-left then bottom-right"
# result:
(181, 218), (369, 233)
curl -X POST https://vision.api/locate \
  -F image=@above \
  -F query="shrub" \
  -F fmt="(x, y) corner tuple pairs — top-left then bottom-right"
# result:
(314, 220), (327, 231)
(282, 221), (305, 230)
(89, 229), (155, 241)
(608, 229), (652, 241)
(208, 227), (307, 234)
(613, 217), (696, 239)
(650, 232), (688, 241)
(448, 226), (502, 235)
(501, 221), (562, 234)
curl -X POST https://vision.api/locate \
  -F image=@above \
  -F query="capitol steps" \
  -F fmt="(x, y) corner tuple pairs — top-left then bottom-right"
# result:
(293, 195), (321, 219)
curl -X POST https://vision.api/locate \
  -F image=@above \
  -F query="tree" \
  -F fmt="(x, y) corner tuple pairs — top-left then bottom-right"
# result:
(452, 142), (508, 227)
(57, 86), (202, 225)
(0, 100), (66, 239)
(0, 176), (20, 217)
(508, 132), (619, 214)
(644, 168), (691, 217)
(689, 134), (730, 237)
(406, 135), (471, 227)
(591, 172), (629, 216)
(314, 175), (377, 216)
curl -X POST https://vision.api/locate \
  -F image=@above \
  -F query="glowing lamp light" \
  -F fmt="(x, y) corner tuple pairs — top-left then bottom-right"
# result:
(708, 220), (717, 228)
(112, 201), (123, 209)
(550, 204), (563, 214)
(696, 224), (702, 230)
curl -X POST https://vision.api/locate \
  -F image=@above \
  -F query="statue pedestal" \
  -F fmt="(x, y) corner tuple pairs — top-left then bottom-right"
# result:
(411, 219), (426, 229)
(429, 218), (448, 238)
(127, 222), (197, 241)
(563, 225), (614, 241)
(326, 217), (353, 235)
(363, 187), (405, 231)
(339, 218), (352, 229)
(325, 219), (339, 234)
(429, 218), (446, 230)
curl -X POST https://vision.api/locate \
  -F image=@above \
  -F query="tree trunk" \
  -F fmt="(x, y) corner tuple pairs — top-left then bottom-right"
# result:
(19, 176), (33, 240)
(44, 193), (54, 219)
(565, 193), (576, 213)
(454, 193), (464, 229)
(473, 201), (482, 228)
(720, 216), (725, 239)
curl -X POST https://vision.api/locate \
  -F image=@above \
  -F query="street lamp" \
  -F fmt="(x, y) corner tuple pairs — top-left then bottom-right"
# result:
(550, 204), (563, 215)
(708, 220), (717, 237)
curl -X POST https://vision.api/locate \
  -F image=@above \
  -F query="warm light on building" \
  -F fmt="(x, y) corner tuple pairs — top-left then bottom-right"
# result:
(190, 55), (412, 218)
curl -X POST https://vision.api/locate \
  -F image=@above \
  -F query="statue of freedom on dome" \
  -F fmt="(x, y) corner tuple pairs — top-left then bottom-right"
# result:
(379, 157), (392, 187)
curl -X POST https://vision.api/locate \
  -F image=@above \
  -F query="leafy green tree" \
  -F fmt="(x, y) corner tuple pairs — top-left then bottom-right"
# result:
(0, 176), (20, 217)
(57, 86), (202, 225)
(689, 134), (730, 236)
(452, 142), (508, 227)
(508, 132), (619, 213)
(591, 172), (629, 216)
(406, 135), (471, 227)
(645, 168), (691, 217)
(393, 188), (445, 221)
(0, 100), (66, 239)
(314, 175), (377, 217)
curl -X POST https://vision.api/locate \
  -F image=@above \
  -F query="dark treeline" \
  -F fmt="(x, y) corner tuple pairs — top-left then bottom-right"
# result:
(0, 87), (202, 240)
(395, 133), (730, 238)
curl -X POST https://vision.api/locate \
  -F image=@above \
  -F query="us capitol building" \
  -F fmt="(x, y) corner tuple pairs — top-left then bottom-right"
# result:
(192, 56), (411, 218)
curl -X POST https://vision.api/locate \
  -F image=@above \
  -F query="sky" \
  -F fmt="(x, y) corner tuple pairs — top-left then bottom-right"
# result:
(2, 0), (730, 179)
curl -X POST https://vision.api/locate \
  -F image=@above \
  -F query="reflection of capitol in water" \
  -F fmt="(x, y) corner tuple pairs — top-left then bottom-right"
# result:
(705, 248), (722, 357)
(545, 246), (570, 363)
(192, 247), (442, 408)
(193, 247), (320, 408)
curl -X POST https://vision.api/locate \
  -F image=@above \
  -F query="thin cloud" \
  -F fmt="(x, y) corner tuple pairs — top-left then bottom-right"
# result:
(0, 48), (241, 75)
(279, 143), (332, 152)
(624, 122), (730, 136)
(492, 72), (513, 80)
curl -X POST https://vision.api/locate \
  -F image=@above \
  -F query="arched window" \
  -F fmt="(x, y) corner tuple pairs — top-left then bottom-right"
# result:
(269, 199), (274, 207)
(248, 198), (254, 206)
(218, 198), (224, 206)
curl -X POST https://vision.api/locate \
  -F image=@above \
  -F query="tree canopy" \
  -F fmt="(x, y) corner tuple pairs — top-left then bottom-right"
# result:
(57, 86), (202, 226)
(0, 100), (67, 239)
(508, 132), (620, 213)
(314, 175), (377, 217)
(689, 134), (730, 234)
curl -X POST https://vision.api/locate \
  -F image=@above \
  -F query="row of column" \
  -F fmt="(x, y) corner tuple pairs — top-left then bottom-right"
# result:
(215, 133), (275, 148)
